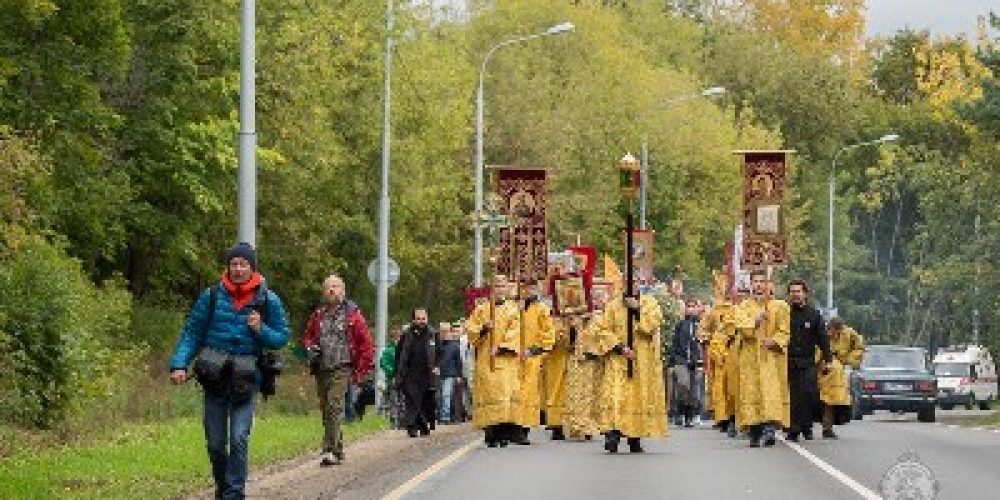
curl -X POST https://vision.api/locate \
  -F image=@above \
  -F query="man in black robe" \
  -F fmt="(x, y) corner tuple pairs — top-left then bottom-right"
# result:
(395, 308), (439, 437)
(786, 279), (832, 441)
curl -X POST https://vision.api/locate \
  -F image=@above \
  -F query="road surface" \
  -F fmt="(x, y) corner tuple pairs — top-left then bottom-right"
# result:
(361, 409), (999, 500)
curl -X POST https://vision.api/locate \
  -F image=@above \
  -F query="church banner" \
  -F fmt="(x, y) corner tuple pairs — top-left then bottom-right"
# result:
(630, 229), (655, 285)
(736, 150), (793, 269)
(492, 167), (548, 285)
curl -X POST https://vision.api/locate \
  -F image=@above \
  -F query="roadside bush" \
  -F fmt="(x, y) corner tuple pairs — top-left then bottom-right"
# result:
(0, 236), (135, 429)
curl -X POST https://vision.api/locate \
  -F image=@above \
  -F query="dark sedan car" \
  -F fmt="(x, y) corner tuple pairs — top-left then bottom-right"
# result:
(851, 345), (937, 422)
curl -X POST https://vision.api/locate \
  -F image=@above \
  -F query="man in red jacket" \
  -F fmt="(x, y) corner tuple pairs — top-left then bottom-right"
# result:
(303, 274), (374, 466)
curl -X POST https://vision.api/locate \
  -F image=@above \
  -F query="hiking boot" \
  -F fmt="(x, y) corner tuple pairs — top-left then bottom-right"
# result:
(822, 429), (838, 439)
(320, 452), (338, 467)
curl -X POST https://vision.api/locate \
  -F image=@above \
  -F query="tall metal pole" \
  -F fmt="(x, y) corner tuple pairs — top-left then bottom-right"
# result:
(474, 70), (485, 287)
(237, 0), (256, 245)
(640, 138), (649, 230)
(376, 0), (393, 409)
(827, 156), (837, 314)
(973, 209), (981, 345)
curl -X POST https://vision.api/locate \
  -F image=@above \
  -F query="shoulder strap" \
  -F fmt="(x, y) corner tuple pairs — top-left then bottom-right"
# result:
(200, 285), (219, 340)
(255, 282), (270, 324)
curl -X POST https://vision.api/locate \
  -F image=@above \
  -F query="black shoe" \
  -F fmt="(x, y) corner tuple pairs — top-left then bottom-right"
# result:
(486, 440), (498, 448)
(785, 432), (799, 442)
(407, 429), (418, 438)
(419, 428), (430, 436)
(628, 438), (644, 453)
(604, 433), (620, 453)
(822, 429), (838, 439)
(684, 420), (693, 428)
(749, 435), (761, 447)
(803, 430), (814, 441)
(551, 428), (565, 441)
(764, 436), (776, 447)
(499, 440), (509, 447)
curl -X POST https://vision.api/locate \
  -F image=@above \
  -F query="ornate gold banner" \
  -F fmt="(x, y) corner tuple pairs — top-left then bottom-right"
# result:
(736, 150), (793, 269)
(492, 167), (548, 285)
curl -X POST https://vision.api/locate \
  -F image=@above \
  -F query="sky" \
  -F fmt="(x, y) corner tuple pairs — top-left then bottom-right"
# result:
(865, 0), (1000, 38)
(425, 1), (1000, 39)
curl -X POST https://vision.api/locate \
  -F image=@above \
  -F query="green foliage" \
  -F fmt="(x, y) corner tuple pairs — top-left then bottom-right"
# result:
(0, 236), (133, 429)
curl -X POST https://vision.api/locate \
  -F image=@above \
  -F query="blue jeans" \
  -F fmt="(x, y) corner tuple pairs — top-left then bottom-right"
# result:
(693, 368), (708, 419)
(343, 383), (359, 422)
(204, 391), (256, 500)
(439, 377), (456, 422)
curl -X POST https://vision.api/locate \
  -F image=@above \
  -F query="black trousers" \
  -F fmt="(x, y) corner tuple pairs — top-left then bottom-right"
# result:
(787, 360), (819, 434)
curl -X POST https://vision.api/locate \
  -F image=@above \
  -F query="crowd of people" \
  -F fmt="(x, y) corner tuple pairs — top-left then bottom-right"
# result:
(165, 242), (868, 499)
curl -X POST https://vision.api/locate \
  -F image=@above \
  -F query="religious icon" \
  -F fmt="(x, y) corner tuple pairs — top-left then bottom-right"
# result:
(591, 279), (613, 312)
(753, 173), (775, 198)
(756, 204), (781, 234)
(554, 275), (587, 316)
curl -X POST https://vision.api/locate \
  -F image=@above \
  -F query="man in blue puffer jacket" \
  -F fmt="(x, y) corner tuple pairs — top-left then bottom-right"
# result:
(168, 242), (289, 500)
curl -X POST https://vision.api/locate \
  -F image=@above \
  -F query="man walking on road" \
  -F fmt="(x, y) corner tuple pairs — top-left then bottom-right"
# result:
(396, 308), (439, 437)
(819, 318), (865, 438)
(169, 242), (290, 499)
(671, 298), (703, 428)
(466, 275), (523, 447)
(515, 282), (555, 445)
(303, 274), (374, 466)
(786, 279), (832, 442)
(735, 270), (790, 447)
(437, 323), (465, 424)
(595, 274), (666, 453)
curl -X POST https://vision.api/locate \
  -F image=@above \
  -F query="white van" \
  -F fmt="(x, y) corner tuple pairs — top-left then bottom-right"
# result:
(933, 345), (997, 410)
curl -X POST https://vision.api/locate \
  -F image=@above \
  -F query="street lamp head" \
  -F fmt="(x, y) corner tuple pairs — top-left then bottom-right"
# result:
(702, 86), (726, 97)
(879, 134), (900, 143)
(546, 22), (575, 35)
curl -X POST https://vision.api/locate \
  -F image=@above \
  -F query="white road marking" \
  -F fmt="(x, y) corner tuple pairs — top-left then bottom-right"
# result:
(382, 439), (479, 500)
(780, 438), (882, 500)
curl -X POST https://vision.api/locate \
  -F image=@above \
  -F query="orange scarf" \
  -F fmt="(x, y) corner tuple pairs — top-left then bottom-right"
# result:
(221, 271), (263, 312)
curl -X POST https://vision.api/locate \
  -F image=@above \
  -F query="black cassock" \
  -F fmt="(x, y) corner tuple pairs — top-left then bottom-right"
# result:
(395, 324), (438, 431)
(787, 303), (832, 434)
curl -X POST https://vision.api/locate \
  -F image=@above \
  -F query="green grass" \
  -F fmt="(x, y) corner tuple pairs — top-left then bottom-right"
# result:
(0, 411), (387, 499)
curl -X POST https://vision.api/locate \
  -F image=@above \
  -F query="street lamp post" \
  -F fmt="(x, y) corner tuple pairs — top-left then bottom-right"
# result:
(827, 133), (899, 315)
(473, 21), (575, 287)
(639, 86), (725, 229)
(374, 0), (393, 410)
(237, 0), (256, 245)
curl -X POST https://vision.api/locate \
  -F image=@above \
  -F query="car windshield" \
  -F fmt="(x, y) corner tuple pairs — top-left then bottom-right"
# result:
(862, 349), (927, 371)
(934, 362), (969, 377)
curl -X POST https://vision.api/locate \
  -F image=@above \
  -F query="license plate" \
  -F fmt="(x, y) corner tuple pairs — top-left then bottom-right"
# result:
(884, 382), (912, 391)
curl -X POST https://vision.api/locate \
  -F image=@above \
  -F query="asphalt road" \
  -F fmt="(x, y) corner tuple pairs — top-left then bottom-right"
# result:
(376, 408), (999, 500)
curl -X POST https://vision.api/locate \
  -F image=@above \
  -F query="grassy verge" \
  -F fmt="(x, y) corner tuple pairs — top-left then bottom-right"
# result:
(0, 411), (387, 499)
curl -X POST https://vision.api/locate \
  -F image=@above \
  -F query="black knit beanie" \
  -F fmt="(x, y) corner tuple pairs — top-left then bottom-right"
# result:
(225, 242), (257, 270)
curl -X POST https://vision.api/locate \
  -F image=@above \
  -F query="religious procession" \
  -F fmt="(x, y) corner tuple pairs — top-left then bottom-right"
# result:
(450, 151), (869, 454)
